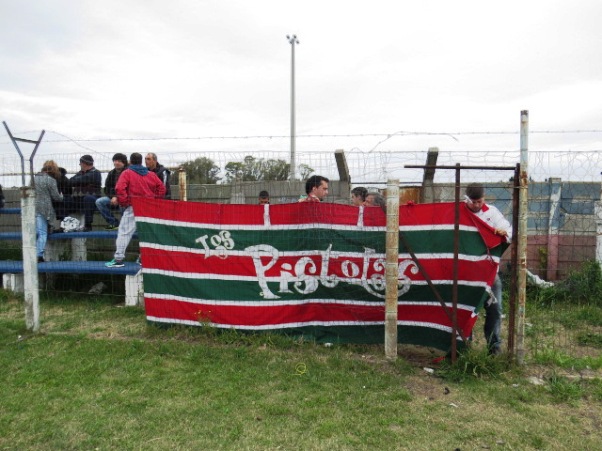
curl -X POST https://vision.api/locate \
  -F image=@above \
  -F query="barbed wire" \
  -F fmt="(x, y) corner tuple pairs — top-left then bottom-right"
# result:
(3, 129), (602, 145)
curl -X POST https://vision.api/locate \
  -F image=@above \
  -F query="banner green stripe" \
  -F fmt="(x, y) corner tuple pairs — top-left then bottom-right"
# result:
(138, 222), (500, 256)
(143, 273), (488, 308)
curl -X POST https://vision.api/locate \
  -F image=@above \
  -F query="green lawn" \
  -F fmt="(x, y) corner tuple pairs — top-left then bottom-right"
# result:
(1, 292), (601, 450)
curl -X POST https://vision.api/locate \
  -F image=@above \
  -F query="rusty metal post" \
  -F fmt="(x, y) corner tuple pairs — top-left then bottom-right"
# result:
(178, 166), (188, 201)
(450, 164), (462, 362)
(516, 110), (529, 364)
(507, 164), (520, 355)
(385, 179), (400, 360)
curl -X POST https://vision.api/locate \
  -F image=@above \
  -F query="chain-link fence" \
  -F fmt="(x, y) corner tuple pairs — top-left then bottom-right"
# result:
(1, 140), (600, 362)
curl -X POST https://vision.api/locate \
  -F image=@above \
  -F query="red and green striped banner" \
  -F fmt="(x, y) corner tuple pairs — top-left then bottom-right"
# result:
(132, 199), (507, 351)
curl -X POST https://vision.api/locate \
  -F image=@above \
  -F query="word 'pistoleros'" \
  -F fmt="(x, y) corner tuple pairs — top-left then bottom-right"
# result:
(245, 244), (418, 300)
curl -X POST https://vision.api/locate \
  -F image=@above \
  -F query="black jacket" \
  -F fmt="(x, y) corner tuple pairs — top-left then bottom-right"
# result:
(104, 167), (126, 197)
(69, 167), (102, 196)
(152, 164), (171, 199)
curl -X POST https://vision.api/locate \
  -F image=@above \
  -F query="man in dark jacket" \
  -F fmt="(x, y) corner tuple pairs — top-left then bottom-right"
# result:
(145, 152), (171, 199)
(95, 153), (128, 230)
(68, 154), (102, 231)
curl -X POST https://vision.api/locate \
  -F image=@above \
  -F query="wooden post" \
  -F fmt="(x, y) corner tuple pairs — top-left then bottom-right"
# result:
(178, 167), (188, 201)
(421, 147), (439, 203)
(385, 179), (400, 360)
(517, 110), (529, 364)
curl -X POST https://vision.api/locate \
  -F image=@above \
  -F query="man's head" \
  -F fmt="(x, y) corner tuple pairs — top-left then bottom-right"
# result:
(364, 192), (379, 206)
(351, 186), (367, 206)
(305, 175), (329, 200)
(112, 153), (128, 169)
(145, 153), (158, 170)
(258, 190), (270, 205)
(79, 154), (94, 170)
(465, 183), (486, 213)
(130, 152), (143, 165)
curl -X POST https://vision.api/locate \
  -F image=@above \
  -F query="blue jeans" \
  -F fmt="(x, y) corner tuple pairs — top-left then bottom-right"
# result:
(36, 214), (48, 258)
(95, 196), (121, 226)
(484, 274), (503, 353)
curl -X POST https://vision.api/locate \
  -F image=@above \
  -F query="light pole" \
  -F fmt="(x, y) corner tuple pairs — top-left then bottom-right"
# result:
(286, 34), (299, 180)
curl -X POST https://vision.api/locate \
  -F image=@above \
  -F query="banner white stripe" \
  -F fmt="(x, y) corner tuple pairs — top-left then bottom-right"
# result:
(138, 242), (501, 264)
(136, 215), (481, 234)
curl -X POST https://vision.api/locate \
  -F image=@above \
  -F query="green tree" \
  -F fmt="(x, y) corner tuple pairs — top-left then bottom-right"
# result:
(180, 157), (220, 184)
(260, 159), (290, 181)
(224, 156), (290, 183)
(298, 163), (314, 181)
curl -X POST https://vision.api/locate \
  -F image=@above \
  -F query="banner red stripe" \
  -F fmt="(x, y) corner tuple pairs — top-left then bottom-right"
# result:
(141, 247), (498, 285)
(132, 199), (504, 247)
(144, 297), (476, 329)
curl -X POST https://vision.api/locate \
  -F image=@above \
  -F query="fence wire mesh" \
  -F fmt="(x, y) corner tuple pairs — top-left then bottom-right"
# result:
(1, 140), (600, 362)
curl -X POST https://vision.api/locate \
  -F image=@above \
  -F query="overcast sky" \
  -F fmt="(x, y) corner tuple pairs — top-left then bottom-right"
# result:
(1, 0), (602, 182)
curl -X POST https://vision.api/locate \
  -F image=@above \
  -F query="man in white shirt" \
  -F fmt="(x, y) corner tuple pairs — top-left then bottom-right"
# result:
(465, 183), (512, 355)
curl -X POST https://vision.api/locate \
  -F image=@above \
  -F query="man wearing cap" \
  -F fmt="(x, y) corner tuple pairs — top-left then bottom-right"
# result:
(69, 154), (102, 231)
(95, 153), (128, 230)
(465, 183), (512, 355)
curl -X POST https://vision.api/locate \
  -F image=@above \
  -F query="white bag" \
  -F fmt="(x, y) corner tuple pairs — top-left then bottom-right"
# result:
(60, 216), (81, 232)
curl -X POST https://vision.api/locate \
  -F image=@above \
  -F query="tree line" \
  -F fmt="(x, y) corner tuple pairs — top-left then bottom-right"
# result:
(179, 156), (314, 184)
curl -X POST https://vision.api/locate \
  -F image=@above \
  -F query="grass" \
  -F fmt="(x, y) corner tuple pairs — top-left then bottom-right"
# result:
(1, 292), (601, 450)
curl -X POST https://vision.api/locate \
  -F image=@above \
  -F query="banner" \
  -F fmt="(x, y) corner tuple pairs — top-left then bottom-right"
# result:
(133, 199), (507, 351)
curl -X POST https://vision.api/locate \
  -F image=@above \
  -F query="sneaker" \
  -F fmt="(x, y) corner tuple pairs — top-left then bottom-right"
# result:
(37, 256), (45, 263)
(105, 259), (125, 268)
(104, 224), (119, 231)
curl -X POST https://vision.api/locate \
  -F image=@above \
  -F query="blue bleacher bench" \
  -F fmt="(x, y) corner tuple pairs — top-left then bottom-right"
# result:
(0, 208), (22, 214)
(0, 260), (141, 276)
(0, 231), (136, 240)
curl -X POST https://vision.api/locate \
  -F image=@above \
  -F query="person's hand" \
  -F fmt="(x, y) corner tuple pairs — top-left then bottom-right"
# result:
(110, 196), (118, 206)
(494, 228), (508, 237)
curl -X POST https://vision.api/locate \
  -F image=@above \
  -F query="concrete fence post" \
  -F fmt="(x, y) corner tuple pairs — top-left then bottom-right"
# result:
(21, 186), (40, 332)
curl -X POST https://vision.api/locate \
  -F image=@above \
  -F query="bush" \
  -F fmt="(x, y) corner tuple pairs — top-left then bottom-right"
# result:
(529, 260), (602, 307)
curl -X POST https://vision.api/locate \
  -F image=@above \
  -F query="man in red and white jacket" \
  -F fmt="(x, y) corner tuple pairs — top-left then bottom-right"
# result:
(105, 152), (166, 268)
(465, 183), (512, 355)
